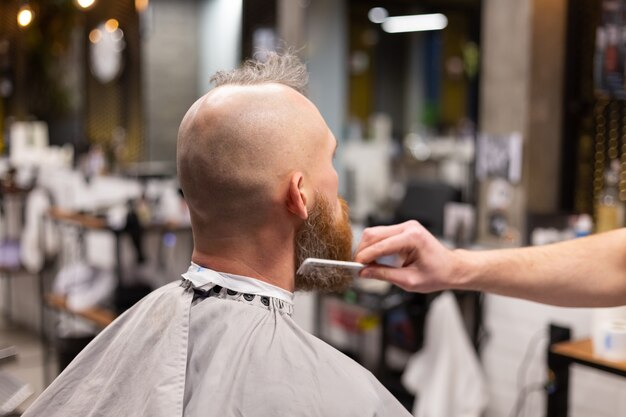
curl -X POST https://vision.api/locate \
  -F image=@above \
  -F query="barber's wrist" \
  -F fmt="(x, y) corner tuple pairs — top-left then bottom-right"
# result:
(450, 249), (479, 291)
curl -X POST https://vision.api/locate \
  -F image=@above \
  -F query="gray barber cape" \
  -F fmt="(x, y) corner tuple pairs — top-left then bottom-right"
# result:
(24, 264), (410, 416)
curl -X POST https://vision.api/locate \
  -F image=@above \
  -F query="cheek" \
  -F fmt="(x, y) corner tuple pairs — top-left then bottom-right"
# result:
(328, 167), (339, 194)
(326, 172), (341, 215)
(337, 196), (349, 222)
(318, 168), (338, 197)
(333, 199), (342, 221)
(314, 164), (341, 215)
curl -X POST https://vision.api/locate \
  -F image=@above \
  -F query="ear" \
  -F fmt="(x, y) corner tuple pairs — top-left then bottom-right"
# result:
(286, 172), (308, 220)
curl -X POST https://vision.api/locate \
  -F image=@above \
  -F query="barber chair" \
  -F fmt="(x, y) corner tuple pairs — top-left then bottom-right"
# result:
(375, 289), (437, 410)
(0, 347), (32, 416)
(365, 181), (481, 410)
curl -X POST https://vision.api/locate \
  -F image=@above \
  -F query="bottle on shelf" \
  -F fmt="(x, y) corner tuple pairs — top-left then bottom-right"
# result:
(595, 159), (624, 233)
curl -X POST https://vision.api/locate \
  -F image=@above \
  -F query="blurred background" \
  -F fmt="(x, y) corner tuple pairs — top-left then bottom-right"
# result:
(1, 0), (626, 416)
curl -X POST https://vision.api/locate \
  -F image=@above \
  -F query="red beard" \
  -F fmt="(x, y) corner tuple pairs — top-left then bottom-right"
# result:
(294, 194), (353, 292)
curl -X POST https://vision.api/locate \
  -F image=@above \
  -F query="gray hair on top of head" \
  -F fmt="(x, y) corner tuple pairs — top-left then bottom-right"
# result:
(210, 51), (309, 95)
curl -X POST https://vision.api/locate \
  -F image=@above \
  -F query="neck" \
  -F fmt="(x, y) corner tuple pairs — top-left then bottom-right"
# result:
(191, 228), (297, 292)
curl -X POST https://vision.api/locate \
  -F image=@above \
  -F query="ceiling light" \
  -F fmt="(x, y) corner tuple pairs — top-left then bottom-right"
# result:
(382, 13), (448, 33)
(111, 28), (124, 41)
(89, 28), (102, 43)
(105, 18), (119, 32)
(135, 0), (149, 13)
(76, 0), (96, 9)
(368, 7), (388, 24)
(17, 5), (33, 28)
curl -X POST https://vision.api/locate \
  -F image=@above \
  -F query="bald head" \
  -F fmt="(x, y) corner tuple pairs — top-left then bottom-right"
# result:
(177, 81), (331, 235)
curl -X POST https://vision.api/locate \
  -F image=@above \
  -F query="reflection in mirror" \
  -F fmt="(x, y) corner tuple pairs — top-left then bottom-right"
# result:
(89, 19), (126, 83)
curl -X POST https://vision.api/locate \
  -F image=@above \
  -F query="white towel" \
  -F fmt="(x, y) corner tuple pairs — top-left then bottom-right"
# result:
(402, 292), (488, 417)
(20, 188), (58, 272)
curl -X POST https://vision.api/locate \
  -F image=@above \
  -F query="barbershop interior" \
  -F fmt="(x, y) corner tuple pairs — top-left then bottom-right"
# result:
(1, 0), (626, 416)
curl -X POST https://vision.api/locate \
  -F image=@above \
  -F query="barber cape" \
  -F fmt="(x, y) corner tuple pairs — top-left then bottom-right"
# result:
(24, 264), (410, 417)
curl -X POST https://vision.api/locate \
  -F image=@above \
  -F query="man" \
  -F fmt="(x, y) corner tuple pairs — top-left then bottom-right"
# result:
(355, 220), (626, 307)
(24, 53), (410, 416)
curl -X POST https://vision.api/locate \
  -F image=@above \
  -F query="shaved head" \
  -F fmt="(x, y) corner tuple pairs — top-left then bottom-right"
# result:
(177, 53), (329, 234)
(177, 52), (353, 292)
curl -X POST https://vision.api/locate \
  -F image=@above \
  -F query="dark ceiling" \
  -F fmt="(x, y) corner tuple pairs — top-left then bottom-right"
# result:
(350, 0), (481, 15)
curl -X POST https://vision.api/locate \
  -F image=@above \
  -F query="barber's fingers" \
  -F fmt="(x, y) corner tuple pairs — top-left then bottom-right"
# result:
(355, 220), (428, 260)
(355, 222), (414, 255)
(355, 221), (428, 264)
(355, 232), (410, 264)
(359, 265), (426, 292)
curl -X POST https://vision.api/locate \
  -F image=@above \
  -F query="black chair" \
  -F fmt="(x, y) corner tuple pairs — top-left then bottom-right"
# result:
(392, 181), (462, 236)
(365, 181), (469, 410)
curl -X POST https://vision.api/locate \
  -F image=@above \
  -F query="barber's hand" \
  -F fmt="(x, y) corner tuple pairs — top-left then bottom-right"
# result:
(354, 220), (461, 293)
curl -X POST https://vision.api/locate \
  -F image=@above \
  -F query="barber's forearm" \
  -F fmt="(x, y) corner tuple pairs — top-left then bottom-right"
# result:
(454, 229), (626, 307)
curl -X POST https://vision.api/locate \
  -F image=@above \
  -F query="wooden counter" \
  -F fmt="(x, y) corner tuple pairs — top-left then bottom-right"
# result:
(551, 338), (626, 373)
(548, 336), (626, 417)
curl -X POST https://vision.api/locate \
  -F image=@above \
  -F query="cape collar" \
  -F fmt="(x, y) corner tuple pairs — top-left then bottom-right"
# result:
(181, 262), (294, 304)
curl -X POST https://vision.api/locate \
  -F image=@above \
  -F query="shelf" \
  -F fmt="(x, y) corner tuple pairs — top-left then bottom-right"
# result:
(45, 293), (115, 329)
(48, 207), (191, 232)
(48, 207), (107, 229)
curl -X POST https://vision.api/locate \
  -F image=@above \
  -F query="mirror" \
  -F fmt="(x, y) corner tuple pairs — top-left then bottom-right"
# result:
(89, 20), (126, 84)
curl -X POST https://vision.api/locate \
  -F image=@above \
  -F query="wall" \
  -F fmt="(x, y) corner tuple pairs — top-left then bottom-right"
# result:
(478, 0), (567, 242)
(304, 0), (347, 153)
(480, 1), (626, 416)
(477, 0), (531, 245)
(525, 0), (566, 213)
(280, 0), (348, 334)
(483, 296), (626, 417)
(198, 0), (242, 95)
(143, 0), (200, 162)
(85, 0), (144, 163)
(405, 33), (426, 134)
(143, 0), (242, 162)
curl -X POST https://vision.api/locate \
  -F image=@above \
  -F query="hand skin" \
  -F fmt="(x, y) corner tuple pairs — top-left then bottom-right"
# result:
(354, 220), (626, 308)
